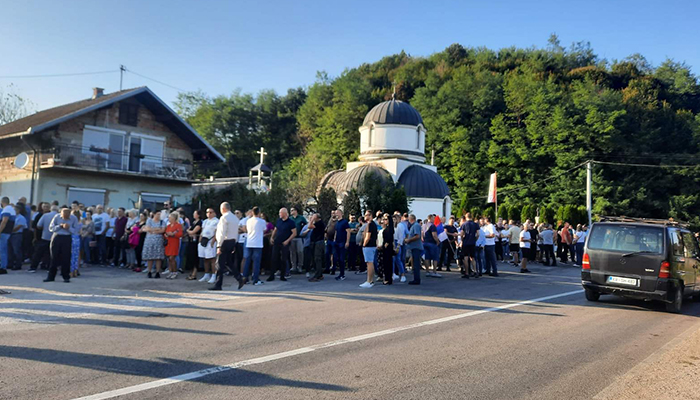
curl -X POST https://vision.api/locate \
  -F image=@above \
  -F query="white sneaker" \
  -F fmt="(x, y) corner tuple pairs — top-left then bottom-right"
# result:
(162, 270), (171, 276)
(400, 276), (407, 283)
(306, 272), (310, 278)
(207, 275), (217, 284)
(392, 274), (399, 281)
(199, 273), (211, 282)
(359, 281), (374, 288)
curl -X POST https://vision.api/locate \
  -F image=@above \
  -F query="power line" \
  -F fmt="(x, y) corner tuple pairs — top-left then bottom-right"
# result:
(0, 70), (118, 79)
(123, 68), (188, 92)
(591, 160), (700, 169)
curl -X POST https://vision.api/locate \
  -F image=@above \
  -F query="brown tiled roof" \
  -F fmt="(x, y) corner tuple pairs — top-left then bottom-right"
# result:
(0, 87), (143, 137)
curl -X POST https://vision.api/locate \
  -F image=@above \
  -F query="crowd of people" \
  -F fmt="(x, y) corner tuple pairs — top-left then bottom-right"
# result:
(0, 195), (589, 290)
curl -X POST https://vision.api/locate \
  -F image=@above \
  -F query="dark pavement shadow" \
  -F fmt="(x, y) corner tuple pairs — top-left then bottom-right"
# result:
(0, 312), (231, 336)
(0, 346), (351, 392)
(1, 302), (216, 320)
(580, 295), (700, 316)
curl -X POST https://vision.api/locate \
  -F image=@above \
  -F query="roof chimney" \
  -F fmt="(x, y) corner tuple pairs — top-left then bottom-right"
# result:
(92, 87), (104, 99)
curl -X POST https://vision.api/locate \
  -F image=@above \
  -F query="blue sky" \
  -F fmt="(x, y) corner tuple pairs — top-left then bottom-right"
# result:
(1, 0), (698, 111)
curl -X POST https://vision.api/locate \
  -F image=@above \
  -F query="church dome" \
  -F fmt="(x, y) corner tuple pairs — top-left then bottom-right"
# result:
(323, 165), (392, 195)
(363, 99), (424, 127)
(398, 165), (450, 199)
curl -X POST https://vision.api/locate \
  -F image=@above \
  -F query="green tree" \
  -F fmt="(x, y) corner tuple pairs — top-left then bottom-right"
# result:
(316, 187), (338, 220)
(498, 204), (509, 220)
(342, 189), (362, 217)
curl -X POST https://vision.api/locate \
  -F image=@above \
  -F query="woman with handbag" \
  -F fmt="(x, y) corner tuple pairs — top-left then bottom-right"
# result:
(197, 208), (219, 283)
(186, 210), (203, 280)
(380, 213), (395, 285)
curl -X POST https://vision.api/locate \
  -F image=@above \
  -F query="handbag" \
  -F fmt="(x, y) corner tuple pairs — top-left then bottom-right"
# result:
(200, 236), (210, 247)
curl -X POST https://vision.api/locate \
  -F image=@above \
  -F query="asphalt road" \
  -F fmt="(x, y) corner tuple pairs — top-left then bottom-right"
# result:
(2, 261), (700, 400)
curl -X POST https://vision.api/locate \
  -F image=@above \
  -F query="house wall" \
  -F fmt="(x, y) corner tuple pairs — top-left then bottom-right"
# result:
(0, 136), (39, 202)
(36, 169), (192, 208)
(52, 99), (192, 161)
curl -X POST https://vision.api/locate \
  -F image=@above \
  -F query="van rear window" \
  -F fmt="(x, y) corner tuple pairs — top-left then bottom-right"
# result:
(587, 225), (664, 254)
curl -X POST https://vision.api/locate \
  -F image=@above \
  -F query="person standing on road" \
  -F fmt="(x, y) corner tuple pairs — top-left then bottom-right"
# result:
(92, 205), (110, 264)
(324, 211), (337, 273)
(333, 210), (350, 281)
(559, 222), (572, 264)
(460, 212), (480, 278)
(44, 208), (78, 282)
(241, 206), (267, 286)
(31, 204), (57, 272)
(210, 202), (241, 290)
(404, 214), (423, 285)
(347, 214), (359, 272)
(289, 207), (307, 274)
(308, 213), (326, 282)
(540, 224), (557, 266)
(267, 208), (297, 282)
(507, 220), (521, 266)
(0, 196), (16, 274)
(164, 212), (183, 279)
(359, 210), (378, 288)
(380, 213), (395, 285)
(9, 204), (27, 271)
(422, 215), (441, 278)
(519, 222), (532, 273)
(482, 217), (498, 277)
(393, 214), (407, 282)
(198, 208), (219, 283)
(573, 224), (587, 267)
(69, 209), (82, 278)
(143, 211), (166, 279)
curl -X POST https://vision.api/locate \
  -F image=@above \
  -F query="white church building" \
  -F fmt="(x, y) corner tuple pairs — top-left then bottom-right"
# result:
(320, 97), (452, 218)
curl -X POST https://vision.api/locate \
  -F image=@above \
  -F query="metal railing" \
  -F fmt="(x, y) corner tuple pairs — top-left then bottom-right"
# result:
(40, 142), (194, 180)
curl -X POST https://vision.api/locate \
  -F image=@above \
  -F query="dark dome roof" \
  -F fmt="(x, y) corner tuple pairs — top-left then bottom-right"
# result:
(322, 165), (392, 195)
(398, 165), (450, 199)
(363, 99), (424, 127)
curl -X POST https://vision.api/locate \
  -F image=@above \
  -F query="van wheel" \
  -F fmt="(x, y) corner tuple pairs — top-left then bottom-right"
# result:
(666, 287), (683, 313)
(585, 288), (600, 302)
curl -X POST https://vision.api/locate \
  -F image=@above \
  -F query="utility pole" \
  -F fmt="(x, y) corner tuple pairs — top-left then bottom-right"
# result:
(586, 160), (593, 227)
(119, 65), (126, 90)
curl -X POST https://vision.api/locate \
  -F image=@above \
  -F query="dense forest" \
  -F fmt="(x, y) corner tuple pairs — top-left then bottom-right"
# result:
(176, 36), (700, 225)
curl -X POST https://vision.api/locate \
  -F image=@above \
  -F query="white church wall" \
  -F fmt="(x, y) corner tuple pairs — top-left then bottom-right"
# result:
(359, 124), (425, 163)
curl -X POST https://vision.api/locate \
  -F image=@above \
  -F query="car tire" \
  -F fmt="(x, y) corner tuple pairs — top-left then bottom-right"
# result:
(666, 286), (683, 313)
(585, 288), (600, 302)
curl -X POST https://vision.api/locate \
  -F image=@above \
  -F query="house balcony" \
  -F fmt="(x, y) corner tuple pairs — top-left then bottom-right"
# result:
(39, 142), (194, 182)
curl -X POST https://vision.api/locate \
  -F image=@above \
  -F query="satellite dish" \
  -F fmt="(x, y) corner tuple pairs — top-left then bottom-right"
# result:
(13, 152), (29, 169)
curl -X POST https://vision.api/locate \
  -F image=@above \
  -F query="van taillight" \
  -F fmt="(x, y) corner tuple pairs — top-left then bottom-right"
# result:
(659, 261), (671, 279)
(582, 253), (590, 270)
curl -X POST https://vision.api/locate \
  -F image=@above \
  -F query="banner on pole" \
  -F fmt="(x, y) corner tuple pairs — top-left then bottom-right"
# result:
(487, 172), (497, 204)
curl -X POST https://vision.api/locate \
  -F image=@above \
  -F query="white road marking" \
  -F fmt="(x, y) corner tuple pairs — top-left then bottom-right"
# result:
(73, 289), (584, 400)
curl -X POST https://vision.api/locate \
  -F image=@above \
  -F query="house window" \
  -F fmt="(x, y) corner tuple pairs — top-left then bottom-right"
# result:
(68, 188), (106, 207)
(82, 126), (125, 170)
(119, 103), (139, 126)
(129, 134), (164, 173)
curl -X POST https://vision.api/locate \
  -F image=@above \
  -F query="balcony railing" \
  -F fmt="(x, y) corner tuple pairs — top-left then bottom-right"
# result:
(39, 142), (194, 180)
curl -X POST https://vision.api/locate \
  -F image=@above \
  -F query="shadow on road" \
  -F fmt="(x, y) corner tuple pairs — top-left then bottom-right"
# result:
(0, 345), (352, 392)
(0, 312), (231, 335)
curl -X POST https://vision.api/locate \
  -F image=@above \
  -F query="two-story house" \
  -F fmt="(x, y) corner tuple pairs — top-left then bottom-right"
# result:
(0, 87), (224, 208)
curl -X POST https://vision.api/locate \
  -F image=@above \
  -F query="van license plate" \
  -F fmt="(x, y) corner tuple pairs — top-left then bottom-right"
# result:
(608, 276), (638, 286)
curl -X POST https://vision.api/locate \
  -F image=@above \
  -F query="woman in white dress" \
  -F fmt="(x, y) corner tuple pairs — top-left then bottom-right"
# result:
(198, 208), (219, 284)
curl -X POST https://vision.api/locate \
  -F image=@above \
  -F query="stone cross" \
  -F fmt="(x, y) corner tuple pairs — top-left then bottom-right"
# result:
(257, 147), (267, 165)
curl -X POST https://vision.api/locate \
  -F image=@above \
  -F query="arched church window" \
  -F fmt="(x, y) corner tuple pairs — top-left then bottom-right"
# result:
(369, 126), (373, 147)
(416, 127), (420, 149)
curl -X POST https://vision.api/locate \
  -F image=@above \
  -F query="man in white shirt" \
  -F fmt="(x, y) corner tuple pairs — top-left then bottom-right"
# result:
(92, 205), (110, 264)
(482, 217), (498, 277)
(242, 206), (267, 285)
(519, 222), (532, 273)
(209, 202), (241, 291)
(540, 224), (557, 266)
